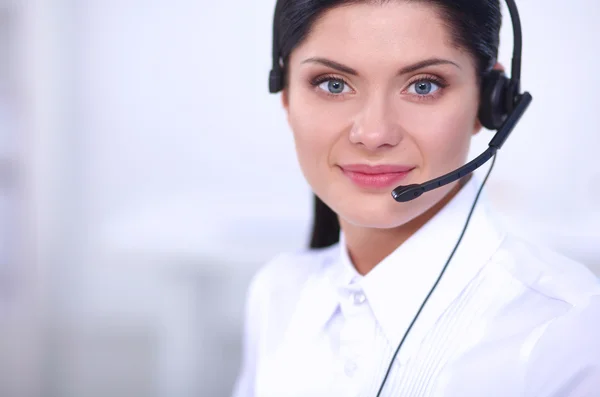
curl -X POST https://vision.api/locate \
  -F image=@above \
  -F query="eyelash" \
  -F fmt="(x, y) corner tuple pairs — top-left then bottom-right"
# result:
(309, 73), (449, 101)
(405, 74), (448, 102)
(310, 74), (352, 99)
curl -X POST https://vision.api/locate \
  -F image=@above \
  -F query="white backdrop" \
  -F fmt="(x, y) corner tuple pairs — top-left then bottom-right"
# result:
(2, 0), (599, 396)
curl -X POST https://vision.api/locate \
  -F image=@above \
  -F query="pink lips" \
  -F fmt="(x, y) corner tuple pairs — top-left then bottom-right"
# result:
(339, 164), (415, 189)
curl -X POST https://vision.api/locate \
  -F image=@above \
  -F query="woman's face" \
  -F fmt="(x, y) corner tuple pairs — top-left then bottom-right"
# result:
(283, 1), (482, 229)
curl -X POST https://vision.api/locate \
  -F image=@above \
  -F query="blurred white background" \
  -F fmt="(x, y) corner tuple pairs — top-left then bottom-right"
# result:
(0, 0), (599, 396)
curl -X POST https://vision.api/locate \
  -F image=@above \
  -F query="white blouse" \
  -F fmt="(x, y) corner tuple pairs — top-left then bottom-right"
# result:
(232, 178), (600, 397)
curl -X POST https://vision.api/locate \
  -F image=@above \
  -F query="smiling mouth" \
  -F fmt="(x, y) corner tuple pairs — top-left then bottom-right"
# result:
(339, 164), (415, 189)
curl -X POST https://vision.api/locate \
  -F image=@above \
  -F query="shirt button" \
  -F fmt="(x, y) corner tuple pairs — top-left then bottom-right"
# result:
(351, 291), (366, 305)
(344, 361), (358, 377)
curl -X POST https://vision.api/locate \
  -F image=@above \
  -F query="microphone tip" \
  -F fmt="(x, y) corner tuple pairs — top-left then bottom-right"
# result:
(392, 184), (424, 202)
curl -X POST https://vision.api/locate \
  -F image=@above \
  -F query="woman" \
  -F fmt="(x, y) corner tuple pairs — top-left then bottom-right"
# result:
(233, 1), (600, 396)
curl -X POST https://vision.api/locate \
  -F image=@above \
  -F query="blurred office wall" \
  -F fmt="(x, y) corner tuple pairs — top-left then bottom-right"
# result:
(0, 0), (599, 396)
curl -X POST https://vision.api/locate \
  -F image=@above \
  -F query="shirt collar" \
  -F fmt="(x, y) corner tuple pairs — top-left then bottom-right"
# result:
(332, 176), (506, 365)
(281, 248), (343, 344)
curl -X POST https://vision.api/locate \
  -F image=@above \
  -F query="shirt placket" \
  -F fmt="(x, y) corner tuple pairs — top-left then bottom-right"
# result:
(335, 283), (376, 397)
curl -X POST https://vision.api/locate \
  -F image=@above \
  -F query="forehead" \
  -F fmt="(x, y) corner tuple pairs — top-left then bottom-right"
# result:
(291, 2), (470, 68)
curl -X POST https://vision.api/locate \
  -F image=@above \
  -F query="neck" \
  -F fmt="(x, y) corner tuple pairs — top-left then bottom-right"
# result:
(340, 177), (469, 276)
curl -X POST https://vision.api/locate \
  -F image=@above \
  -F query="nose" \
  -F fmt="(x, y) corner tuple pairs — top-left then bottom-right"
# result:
(349, 93), (403, 151)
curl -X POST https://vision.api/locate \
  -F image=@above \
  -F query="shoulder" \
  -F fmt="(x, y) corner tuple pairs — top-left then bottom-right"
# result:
(233, 245), (338, 396)
(492, 233), (600, 307)
(524, 294), (600, 396)
(243, 243), (340, 338)
(248, 244), (340, 301)
(233, 243), (340, 394)
(491, 235), (600, 395)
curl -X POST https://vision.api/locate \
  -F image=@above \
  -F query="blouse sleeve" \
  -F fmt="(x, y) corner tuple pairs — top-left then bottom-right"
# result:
(525, 295), (600, 397)
(230, 268), (267, 397)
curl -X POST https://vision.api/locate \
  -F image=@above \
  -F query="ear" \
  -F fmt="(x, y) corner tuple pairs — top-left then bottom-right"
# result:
(281, 88), (292, 126)
(491, 61), (506, 74)
(472, 118), (483, 136)
(281, 88), (289, 112)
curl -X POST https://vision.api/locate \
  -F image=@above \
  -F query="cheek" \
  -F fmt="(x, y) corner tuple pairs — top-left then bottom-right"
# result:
(288, 108), (326, 170)
(287, 91), (349, 173)
(408, 98), (478, 170)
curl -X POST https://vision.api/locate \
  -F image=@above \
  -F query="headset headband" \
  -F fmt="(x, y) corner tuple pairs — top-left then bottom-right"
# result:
(269, 0), (524, 94)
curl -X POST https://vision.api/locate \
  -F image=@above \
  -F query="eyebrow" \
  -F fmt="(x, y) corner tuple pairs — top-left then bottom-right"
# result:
(301, 57), (461, 76)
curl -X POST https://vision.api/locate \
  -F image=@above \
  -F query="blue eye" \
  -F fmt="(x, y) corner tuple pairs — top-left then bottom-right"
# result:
(408, 80), (441, 96)
(318, 78), (351, 94)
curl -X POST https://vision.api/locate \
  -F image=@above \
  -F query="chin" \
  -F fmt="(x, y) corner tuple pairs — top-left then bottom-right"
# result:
(328, 180), (457, 230)
(331, 190), (426, 229)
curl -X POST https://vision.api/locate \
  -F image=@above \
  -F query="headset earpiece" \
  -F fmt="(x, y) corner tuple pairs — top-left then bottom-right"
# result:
(478, 69), (511, 130)
(269, 67), (283, 93)
(269, 0), (284, 94)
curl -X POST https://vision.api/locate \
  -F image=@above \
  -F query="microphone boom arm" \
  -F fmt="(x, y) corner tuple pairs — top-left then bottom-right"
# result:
(392, 92), (532, 203)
